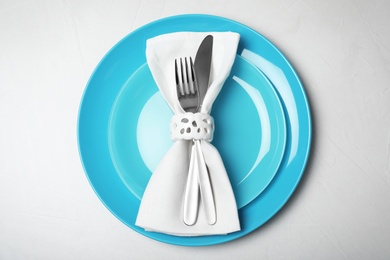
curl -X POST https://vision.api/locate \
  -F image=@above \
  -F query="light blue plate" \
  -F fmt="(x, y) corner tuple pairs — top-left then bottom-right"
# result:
(108, 55), (286, 210)
(78, 14), (311, 246)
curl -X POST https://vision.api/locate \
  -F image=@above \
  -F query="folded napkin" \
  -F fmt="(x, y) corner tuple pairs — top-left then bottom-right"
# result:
(135, 32), (241, 236)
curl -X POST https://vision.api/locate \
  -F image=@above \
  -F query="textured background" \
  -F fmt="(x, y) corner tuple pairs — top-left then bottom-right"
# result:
(1, 0), (390, 259)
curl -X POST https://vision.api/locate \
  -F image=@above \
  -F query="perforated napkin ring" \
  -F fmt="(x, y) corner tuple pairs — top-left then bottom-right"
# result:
(170, 112), (214, 142)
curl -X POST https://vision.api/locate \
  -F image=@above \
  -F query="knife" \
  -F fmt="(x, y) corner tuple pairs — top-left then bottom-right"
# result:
(194, 35), (213, 111)
(183, 35), (216, 226)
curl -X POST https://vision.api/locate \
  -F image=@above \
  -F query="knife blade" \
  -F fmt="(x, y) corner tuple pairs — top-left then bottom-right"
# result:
(194, 35), (213, 110)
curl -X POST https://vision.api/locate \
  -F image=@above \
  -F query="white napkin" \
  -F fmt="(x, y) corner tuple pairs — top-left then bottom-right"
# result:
(135, 32), (241, 236)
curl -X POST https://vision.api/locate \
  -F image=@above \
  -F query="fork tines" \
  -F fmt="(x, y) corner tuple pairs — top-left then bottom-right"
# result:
(175, 57), (197, 98)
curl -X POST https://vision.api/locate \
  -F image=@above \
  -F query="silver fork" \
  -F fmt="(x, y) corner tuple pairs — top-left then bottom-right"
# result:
(175, 57), (199, 112)
(175, 57), (216, 226)
(175, 57), (201, 225)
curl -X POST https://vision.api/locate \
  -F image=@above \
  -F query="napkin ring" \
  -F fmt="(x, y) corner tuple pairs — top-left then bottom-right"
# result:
(170, 112), (214, 142)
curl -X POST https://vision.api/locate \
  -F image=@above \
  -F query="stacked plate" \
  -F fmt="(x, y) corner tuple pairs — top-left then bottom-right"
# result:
(78, 14), (311, 246)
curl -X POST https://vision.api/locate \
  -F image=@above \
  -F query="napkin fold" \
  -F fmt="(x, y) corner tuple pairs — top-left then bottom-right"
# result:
(135, 32), (241, 236)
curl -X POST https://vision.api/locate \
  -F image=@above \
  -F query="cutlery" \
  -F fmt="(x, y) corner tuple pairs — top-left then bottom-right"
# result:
(193, 35), (215, 225)
(175, 57), (199, 113)
(175, 35), (215, 226)
(194, 35), (213, 110)
(175, 57), (201, 225)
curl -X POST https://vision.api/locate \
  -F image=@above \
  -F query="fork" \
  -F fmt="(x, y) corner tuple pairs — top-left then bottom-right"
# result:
(175, 57), (200, 226)
(175, 57), (216, 226)
(175, 57), (199, 112)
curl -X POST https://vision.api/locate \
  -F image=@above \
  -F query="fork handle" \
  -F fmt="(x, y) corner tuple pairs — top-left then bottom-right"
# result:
(183, 143), (200, 226)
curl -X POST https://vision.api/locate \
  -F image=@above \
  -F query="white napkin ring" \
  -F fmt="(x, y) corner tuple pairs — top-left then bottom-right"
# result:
(170, 112), (214, 142)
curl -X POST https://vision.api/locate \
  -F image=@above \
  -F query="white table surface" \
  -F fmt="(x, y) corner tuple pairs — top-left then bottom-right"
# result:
(1, 0), (390, 259)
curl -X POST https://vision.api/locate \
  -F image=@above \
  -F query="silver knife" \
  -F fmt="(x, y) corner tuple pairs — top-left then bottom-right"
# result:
(183, 35), (216, 226)
(194, 35), (213, 111)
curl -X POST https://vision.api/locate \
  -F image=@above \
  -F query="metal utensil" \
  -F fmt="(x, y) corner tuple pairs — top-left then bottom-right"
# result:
(175, 57), (199, 113)
(192, 35), (216, 226)
(194, 35), (213, 110)
(175, 35), (216, 226)
(175, 56), (201, 225)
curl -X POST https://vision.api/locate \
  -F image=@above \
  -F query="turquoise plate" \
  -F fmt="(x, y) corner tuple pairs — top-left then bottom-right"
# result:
(108, 55), (286, 210)
(78, 14), (311, 246)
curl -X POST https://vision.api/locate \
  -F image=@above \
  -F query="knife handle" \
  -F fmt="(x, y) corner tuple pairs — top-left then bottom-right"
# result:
(183, 143), (199, 226)
(195, 140), (216, 225)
